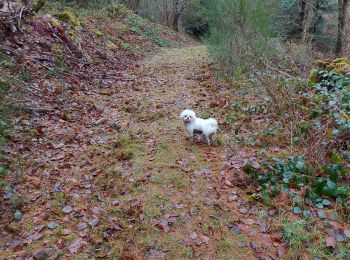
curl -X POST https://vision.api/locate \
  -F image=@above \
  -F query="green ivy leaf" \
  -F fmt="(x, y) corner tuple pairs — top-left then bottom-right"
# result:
(295, 161), (304, 170)
(293, 207), (302, 214)
(322, 185), (337, 198)
(0, 166), (6, 174)
(331, 129), (340, 136)
(318, 210), (326, 219)
(314, 178), (326, 194)
(316, 202), (324, 209)
(336, 186), (348, 197)
(13, 210), (22, 221)
(303, 210), (311, 218)
(322, 199), (332, 206)
(327, 179), (336, 188)
(270, 186), (280, 197)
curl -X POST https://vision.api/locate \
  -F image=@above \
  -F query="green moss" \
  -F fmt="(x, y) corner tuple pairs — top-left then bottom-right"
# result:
(333, 57), (348, 64)
(314, 60), (326, 69)
(1, 60), (14, 68)
(325, 64), (335, 71)
(308, 68), (319, 82)
(49, 18), (60, 27)
(58, 11), (80, 27)
(113, 133), (144, 161)
(107, 40), (118, 49)
(68, 28), (76, 36)
(92, 29), (104, 36)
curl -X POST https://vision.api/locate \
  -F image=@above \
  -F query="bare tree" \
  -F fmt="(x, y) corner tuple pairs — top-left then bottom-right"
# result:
(155, 0), (186, 30)
(172, 0), (185, 31)
(121, 0), (141, 12)
(335, 0), (349, 55)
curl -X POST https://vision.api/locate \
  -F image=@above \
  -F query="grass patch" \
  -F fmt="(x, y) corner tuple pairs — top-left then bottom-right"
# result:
(113, 133), (144, 161)
(214, 234), (250, 259)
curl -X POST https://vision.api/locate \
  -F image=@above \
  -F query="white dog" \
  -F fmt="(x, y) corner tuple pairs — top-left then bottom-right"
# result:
(180, 109), (218, 145)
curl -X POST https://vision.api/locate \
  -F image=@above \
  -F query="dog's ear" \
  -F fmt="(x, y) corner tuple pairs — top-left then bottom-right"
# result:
(180, 111), (186, 119)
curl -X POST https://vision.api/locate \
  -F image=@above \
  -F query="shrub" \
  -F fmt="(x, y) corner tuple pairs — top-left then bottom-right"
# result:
(205, 0), (304, 116)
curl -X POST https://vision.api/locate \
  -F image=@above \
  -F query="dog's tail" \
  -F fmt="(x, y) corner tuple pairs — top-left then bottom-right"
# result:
(208, 118), (218, 132)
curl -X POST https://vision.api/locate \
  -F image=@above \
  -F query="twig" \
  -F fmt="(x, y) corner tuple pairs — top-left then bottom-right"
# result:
(5, 99), (31, 105)
(18, 7), (24, 30)
(22, 106), (55, 113)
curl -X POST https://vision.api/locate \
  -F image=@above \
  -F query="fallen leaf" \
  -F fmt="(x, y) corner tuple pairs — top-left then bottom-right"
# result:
(239, 208), (248, 214)
(62, 205), (73, 214)
(47, 222), (58, 229)
(88, 218), (99, 227)
(228, 195), (238, 202)
(344, 228), (350, 238)
(190, 231), (198, 240)
(200, 235), (209, 243)
(241, 219), (255, 225)
(33, 247), (59, 260)
(62, 229), (71, 235)
(230, 225), (242, 235)
(277, 245), (288, 257)
(325, 236), (336, 248)
(68, 238), (86, 254)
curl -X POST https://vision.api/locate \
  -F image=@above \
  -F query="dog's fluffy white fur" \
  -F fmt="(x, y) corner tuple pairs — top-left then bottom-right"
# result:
(180, 109), (218, 145)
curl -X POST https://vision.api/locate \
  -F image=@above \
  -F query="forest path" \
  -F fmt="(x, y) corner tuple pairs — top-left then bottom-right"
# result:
(3, 46), (282, 259)
(103, 45), (281, 259)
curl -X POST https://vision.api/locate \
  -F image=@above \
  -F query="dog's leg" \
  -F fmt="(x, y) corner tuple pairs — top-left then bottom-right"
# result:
(209, 134), (214, 145)
(204, 134), (211, 145)
(189, 130), (194, 141)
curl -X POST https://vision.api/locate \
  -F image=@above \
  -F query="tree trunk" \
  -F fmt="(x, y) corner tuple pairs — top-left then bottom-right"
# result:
(122, 0), (140, 12)
(173, 12), (180, 31)
(297, 0), (307, 39)
(335, 0), (349, 55)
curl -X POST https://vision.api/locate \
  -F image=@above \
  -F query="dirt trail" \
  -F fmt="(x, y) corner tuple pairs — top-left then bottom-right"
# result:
(2, 46), (283, 259)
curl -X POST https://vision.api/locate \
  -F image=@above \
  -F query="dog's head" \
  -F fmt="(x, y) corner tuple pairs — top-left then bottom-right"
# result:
(180, 109), (196, 124)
